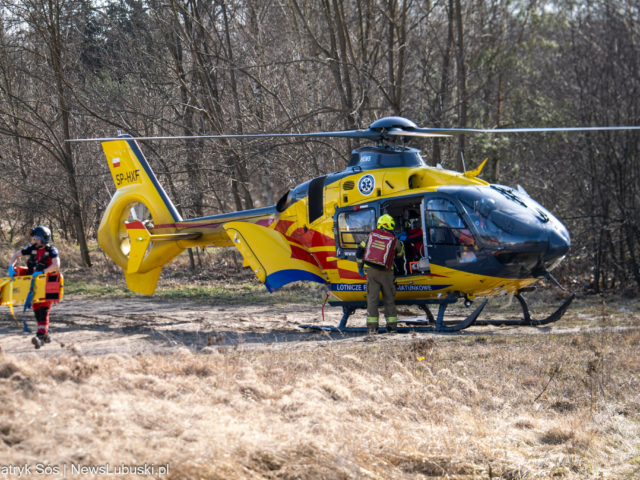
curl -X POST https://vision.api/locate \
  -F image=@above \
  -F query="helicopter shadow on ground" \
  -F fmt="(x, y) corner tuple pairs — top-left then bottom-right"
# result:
(0, 320), (375, 356)
(0, 295), (566, 357)
(0, 312), (369, 350)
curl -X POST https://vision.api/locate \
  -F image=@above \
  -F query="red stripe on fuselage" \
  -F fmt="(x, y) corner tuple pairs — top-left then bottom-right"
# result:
(155, 222), (224, 229)
(178, 222), (225, 229)
(338, 268), (365, 280)
(290, 244), (320, 268)
(275, 220), (295, 235)
(274, 220), (334, 248)
(313, 251), (338, 270)
(157, 218), (275, 230)
(291, 228), (336, 249)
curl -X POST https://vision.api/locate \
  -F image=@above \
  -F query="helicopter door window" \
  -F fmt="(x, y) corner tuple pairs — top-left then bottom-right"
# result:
(425, 198), (474, 246)
(338, 209), (376, 248)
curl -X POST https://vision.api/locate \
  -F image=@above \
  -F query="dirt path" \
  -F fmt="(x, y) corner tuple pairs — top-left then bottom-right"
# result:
(1, 296), (638, 357)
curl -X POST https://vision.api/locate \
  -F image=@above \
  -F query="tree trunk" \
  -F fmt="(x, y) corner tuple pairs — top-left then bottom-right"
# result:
(433, 0), (455, 166)
(173, 16), (203, 218)
(221, 1), (254, 210)
(625, 224), (640, 289)
(492, 76), (503, 182)
(454, 0), (467, 172)
(47, 0), (91, 266)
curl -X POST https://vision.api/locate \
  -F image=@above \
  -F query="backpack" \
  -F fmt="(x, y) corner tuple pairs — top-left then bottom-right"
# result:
(363, 229), (397, 270)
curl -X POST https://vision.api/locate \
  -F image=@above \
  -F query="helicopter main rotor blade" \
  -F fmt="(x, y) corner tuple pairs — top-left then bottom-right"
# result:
(409, 125), (640, 135)
(66, 115), (640, 143)
(66, 129), (382, 142)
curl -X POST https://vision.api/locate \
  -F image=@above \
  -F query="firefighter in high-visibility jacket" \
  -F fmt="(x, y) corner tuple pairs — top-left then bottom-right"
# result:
(356, 215), (405, 334)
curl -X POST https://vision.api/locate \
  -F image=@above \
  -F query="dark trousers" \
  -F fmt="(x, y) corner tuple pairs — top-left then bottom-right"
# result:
(365, 267), (397, 320)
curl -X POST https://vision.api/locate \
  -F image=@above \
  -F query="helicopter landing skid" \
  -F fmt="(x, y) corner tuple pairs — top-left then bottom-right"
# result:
(474, 293), (576, 327)
(299, 297), (488, 333)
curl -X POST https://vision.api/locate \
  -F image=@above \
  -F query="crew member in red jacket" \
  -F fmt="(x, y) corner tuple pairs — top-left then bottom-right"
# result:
(8, 226), (60, 349)
(356, 214), (405, 334)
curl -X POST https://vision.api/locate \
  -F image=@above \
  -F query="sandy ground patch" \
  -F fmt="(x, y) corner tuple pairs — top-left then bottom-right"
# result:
(0, 294), (637, 357)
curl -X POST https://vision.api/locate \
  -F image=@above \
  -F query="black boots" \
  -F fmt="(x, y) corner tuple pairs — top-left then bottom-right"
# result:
(32, 333), (51, 349)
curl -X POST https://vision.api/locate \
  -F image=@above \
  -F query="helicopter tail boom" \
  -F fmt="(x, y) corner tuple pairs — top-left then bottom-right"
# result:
(97, 137), (287, 295)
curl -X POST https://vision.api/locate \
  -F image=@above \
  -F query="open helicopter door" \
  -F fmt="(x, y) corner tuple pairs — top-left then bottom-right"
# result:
(418, 197), (431, 274)
(422, 194), (479, 271)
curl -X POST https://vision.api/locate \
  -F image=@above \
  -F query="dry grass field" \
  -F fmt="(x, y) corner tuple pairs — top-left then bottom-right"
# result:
(1, 328), (638, 479)
(1, 243), (639, 478)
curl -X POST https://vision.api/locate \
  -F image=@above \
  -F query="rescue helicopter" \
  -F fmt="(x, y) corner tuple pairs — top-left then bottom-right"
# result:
(54, 117), (640, 333)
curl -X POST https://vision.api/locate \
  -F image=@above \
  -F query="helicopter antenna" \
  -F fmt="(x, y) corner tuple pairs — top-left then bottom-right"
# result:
(461, 151), (467, 174)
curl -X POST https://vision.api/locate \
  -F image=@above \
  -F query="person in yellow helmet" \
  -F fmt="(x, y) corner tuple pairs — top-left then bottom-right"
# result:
(355, 214), (405, 333)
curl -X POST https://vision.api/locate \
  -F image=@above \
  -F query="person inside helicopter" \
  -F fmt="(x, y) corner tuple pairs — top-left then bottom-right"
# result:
(465, 197), (503, 246)
(401, 209), (425, 262)
(426, 207), (474, 247)
(381, 205), (423, 274)
(383, 198), (478, 275)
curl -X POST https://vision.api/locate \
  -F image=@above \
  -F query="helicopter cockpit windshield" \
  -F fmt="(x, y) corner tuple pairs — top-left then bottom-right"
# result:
(441, 186), (548, 249)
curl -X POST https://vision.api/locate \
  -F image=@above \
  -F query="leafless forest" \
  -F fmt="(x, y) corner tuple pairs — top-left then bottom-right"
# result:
(0, 0), (638, 292)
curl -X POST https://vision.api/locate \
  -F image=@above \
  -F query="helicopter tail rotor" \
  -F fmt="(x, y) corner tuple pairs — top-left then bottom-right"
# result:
(98, 135), (195, 295)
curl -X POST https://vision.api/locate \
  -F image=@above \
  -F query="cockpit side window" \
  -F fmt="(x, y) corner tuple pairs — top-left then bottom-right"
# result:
(338, 209), (376, 248)
(379, 154), (403, 167)
(425, 198), (474, 246)
(348, 150), (426, 170)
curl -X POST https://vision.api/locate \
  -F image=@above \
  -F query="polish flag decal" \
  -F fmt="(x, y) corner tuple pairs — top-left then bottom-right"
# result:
(112, 157), (121, 168)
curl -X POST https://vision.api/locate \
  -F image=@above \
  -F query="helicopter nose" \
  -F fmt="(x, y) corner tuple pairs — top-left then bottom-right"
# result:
(543, 223), (570, 268)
